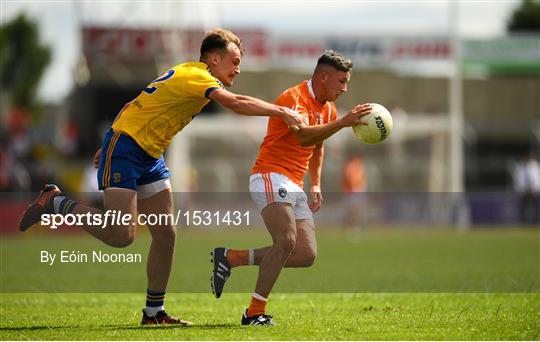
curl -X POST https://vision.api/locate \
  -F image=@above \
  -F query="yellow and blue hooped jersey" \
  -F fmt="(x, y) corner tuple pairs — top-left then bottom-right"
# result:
(112, 62), (223, 158)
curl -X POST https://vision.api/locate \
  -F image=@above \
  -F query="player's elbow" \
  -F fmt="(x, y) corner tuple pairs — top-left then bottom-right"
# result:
(294, 129), (320, 147)
(297, 135), (315, 147)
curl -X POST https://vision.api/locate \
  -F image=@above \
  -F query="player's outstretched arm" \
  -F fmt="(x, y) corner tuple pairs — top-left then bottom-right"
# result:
(208, 88), (307, 129)
(293, 103), (372, 147)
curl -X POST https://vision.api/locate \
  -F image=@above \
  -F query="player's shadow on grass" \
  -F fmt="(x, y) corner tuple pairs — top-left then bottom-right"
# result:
(0, 325), (80, 331)
(0, 323), (241, 332)
(113, 323), (239, 330)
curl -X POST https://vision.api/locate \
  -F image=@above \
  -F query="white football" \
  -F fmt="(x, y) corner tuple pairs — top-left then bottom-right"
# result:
(352, 103), (393, 144)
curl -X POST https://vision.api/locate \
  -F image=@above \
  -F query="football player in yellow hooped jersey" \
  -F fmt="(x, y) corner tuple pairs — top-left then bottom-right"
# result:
(19, 28), (306, 326)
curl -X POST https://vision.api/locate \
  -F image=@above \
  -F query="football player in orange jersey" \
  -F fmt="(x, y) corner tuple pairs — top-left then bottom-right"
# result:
(211, 50), (373, 325)
(19, 28), (306, 326)
(342, 155), (368, 231)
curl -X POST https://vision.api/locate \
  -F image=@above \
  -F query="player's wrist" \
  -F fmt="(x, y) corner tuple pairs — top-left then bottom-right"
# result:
(335, 117), (348, 129)
(274, 106), (287, 118)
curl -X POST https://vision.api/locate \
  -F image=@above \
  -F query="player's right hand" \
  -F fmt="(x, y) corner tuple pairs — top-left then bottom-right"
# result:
(93, 148), (102, 169)
(309, 185), (323, 213)
(341, 103), (372, 127)
(281, 107), (308, 132)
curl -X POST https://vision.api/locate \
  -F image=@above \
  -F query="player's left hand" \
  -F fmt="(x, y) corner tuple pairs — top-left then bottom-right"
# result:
(340, 103), (372, 127)
(309, 185), (323, 213)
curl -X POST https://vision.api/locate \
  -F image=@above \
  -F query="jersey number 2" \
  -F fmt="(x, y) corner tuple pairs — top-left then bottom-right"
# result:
(143, 70), (175, 94)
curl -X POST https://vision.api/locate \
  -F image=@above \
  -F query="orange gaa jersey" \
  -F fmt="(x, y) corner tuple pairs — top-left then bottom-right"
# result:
(252, 80), (337, 187)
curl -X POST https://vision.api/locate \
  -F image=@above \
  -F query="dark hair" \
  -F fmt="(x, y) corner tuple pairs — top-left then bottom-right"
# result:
(316, 50), (353, 72)
(200, 28), (244, 58)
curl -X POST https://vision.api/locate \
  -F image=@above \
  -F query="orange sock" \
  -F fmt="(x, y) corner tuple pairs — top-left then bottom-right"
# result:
(246, 293), (267, 317)
(226, 249), (249, 268)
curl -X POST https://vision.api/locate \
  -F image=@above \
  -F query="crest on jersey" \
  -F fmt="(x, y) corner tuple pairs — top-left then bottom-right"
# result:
(113, 172), (122, 184)
(315, 112), (322, 125)
(278, 188), (287, 198)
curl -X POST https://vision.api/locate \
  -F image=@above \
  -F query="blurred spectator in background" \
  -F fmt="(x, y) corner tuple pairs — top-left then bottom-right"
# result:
(7, 108), (32, 159)
(341, 155), (367, 231)
(512, 151), (540, 225)
(79, 128), (103, 208)
(80, 163), (101, 208)
(0, 128), (31, 192)
(388, 105), (408, 160)
(58, 120), (79, 156)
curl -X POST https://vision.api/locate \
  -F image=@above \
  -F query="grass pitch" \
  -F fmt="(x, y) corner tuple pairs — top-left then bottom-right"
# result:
(1, 293), (538, 340)
(1, 228), (539, 340)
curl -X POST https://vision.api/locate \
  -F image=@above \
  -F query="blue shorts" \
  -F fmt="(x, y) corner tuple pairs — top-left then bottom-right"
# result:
(97, 129), (171, 190)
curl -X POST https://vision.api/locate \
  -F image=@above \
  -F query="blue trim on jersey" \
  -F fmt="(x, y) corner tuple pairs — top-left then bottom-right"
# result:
(97, 129), (171, 190)
(205, 86), (219, 99)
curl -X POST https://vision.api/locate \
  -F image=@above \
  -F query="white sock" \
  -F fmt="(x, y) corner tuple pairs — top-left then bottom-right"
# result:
(248, 249), (254, 265)
(145, 305), (164, 317)
(252, 292), (267, 302)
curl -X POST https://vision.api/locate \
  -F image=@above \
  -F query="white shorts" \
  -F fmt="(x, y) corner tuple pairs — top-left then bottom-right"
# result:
(136, 178), (171, 199)
(249, 172), (313, 220)
(108, 178), (171, 199)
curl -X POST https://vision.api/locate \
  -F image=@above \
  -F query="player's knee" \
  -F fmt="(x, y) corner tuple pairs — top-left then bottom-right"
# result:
(151, 226), (176, 247)
(276, 234), (296, 255)
(301, 248), (317, 267)
(107, 231), (135, 248)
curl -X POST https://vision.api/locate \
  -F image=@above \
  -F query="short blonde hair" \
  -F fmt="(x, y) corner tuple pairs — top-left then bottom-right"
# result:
(200, 28), (244, 57)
